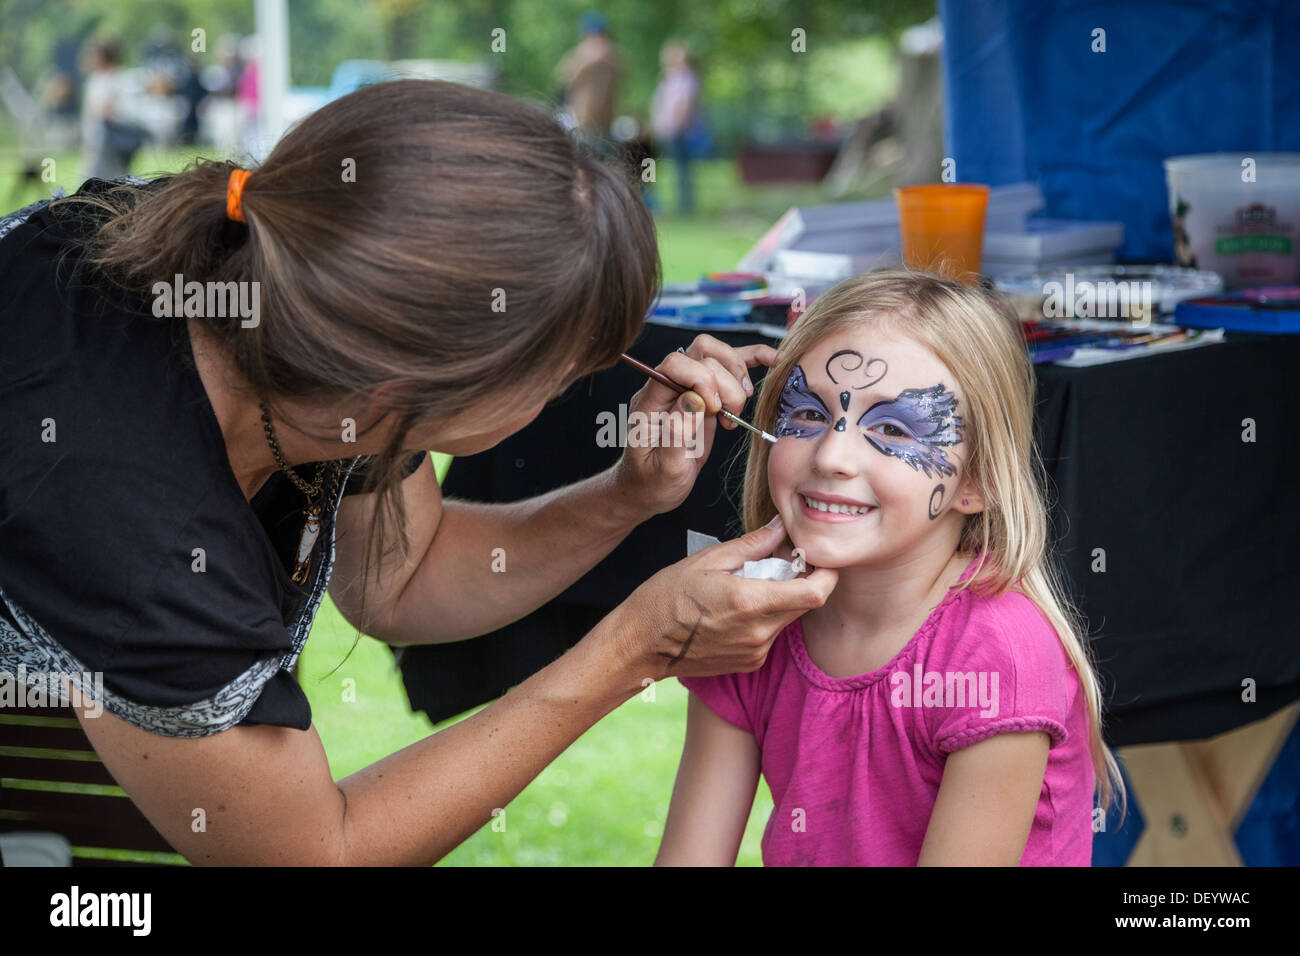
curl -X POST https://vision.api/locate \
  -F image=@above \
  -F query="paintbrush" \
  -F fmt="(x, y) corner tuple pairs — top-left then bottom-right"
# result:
(619, 352), (778, 444)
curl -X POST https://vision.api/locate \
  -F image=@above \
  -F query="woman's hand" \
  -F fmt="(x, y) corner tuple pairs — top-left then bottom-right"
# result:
(613, 516), (838, 680)
(610, 335), (779, 519)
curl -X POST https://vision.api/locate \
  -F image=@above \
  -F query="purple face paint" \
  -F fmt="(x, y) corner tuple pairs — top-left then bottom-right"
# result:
(774, 365), (831, 439)
(857, 384), (964, 478)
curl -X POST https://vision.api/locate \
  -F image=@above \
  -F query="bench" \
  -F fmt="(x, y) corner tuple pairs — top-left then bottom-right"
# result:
(0, 702), (187, 866)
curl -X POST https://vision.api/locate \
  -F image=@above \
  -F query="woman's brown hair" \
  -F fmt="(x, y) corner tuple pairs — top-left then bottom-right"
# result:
(53, 78), (661, 646)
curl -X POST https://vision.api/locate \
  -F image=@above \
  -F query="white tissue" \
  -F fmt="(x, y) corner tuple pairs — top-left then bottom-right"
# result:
(686, 529), (807, 581)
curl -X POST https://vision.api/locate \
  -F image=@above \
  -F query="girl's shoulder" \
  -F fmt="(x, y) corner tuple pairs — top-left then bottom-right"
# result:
(940, 576), (1069, 673)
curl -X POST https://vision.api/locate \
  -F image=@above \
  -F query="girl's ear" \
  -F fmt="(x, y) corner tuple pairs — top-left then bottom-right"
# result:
(953, 480), (985, 515)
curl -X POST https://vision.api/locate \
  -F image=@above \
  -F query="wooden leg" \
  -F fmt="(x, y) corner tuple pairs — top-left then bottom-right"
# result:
(1118, 701), (1300, 866)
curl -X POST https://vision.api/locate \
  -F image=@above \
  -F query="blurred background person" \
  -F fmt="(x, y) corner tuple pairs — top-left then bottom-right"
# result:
(650, 39), (700, 215)
(81, 38), (145, 181)
(199, 33), (246, 156)
(39, 41), (83, 152)
(236, 34), (262, 156)
(141, 24), (205, 146)
(554, 11), (621, 157)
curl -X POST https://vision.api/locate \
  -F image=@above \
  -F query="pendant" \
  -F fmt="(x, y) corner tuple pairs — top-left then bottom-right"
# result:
(291, 505), (322, 584)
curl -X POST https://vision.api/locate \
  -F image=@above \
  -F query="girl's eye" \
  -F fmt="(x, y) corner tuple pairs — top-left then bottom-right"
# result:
(872, 422), (908, 439)
(796, 408), (826, 422)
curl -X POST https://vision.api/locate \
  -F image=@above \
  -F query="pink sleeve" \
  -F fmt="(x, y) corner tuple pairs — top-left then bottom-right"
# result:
(678, 673), (755, 734)
(928, 593), (1073, 756)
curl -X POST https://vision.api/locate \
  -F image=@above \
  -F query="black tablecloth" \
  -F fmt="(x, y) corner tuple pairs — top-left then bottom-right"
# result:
(398, 323), (1300, 747)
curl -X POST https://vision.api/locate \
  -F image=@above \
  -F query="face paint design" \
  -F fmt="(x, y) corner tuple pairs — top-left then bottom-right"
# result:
(857, 384), (964, 479)
(825, 349), (888, 391)
(774, 365), (831, 439)
(928, 484), (945, 520)
(815, 351), (887, 436)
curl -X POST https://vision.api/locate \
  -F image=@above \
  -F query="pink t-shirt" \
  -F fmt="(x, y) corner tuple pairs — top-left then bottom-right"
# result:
(679, 555), (1096, 866)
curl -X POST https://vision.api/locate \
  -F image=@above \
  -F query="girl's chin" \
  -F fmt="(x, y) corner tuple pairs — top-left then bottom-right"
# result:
(787, 544), (866, 570)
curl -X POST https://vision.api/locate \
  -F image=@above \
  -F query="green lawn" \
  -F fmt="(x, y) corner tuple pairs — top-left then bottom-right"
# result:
(1, 145), (815, 866)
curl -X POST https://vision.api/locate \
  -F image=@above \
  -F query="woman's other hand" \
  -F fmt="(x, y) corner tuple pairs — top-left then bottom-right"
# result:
(613, 515), (837, 680)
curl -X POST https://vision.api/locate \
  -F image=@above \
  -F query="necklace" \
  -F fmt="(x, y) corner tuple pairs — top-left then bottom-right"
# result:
(259, 399), (340, 584)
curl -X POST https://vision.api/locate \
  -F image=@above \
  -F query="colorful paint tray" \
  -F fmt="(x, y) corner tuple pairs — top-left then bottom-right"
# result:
(1175, 287), (1300, 333)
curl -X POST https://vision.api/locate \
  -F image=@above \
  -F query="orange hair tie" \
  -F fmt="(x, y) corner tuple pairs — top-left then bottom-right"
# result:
(226, 168), (252, 223)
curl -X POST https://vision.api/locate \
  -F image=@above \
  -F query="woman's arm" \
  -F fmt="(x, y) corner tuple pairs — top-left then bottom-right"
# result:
(329, 455), (650, 643)
(332, 335), (777, 645)
(655, 691), (760, 866)
(916, 732), (1050, 866)
(77, 519), (835, 865)
(74, 603), (644, 866)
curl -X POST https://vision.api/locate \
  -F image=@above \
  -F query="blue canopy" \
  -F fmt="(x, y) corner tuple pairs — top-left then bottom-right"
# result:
(939, 0), (1300, 261)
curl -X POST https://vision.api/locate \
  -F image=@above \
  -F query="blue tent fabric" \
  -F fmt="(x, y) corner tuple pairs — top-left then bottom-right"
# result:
(1234, 717), (1300, 866)
(939, 0), (1300, 261)
(940, 0), (1300, 866)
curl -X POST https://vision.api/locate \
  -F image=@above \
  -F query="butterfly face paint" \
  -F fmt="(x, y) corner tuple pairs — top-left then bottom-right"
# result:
(857, 384), (964, 479)
(767, 331), (974, 569)
(774, 365), (832, 439)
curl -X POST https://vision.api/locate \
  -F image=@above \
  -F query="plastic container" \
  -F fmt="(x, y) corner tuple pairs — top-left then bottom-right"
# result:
(1164, 153), (1300, 289)
(894, 183), (990, 283)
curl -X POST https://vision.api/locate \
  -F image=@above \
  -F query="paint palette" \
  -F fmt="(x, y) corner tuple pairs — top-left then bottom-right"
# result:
(697, 272), (768, 297)
(1175, 287), (1300, 333)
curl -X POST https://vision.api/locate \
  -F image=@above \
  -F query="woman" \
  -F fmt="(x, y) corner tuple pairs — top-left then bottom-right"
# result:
(0, 80), (835, 865)
(650, 40), (700, 215)
(81, 38), (141, 181)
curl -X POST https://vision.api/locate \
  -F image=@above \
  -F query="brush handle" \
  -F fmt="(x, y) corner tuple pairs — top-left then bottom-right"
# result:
(618, 352), (776, 443)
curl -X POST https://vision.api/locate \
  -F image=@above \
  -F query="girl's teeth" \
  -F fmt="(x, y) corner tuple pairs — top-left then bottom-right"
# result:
(802, 495), (869, 515)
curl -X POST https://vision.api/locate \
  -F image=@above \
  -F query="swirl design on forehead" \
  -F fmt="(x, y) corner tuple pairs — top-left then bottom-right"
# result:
(858, 384), (964, 478)
(825, 350), (888, 390)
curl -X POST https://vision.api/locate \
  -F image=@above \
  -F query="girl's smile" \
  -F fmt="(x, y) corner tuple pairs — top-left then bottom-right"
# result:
(797, 492), (877, 521)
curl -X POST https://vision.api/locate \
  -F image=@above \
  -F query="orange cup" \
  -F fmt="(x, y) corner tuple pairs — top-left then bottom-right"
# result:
(894, 184), (990, 283)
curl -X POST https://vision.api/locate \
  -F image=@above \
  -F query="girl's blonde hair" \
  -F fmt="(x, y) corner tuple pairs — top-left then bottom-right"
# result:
(740, 268), (1126, 822)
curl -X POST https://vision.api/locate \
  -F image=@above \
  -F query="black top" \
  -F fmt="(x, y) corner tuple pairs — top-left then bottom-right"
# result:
(0, 178), (426, 738)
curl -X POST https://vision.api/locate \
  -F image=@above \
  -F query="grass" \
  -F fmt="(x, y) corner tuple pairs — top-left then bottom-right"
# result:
(0, 144), (830, 866)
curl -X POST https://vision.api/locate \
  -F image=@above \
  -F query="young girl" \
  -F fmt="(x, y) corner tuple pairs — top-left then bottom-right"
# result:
(656, 269), (1126, 866)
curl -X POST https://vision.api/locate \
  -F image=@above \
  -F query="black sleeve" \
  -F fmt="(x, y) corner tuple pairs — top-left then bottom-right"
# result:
(340, 450), (427, 497)
(0, 175), (325, 738)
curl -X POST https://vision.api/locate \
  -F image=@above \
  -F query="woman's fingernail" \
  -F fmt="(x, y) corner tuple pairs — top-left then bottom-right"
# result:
(714, 391), (723, 410)
(743, 377), (753, 394)
(765, 513), (784, 529)
(678, 392), (701, 414)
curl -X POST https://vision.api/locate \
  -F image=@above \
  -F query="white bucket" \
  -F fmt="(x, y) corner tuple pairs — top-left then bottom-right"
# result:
(1163, 153), (1300, 289)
